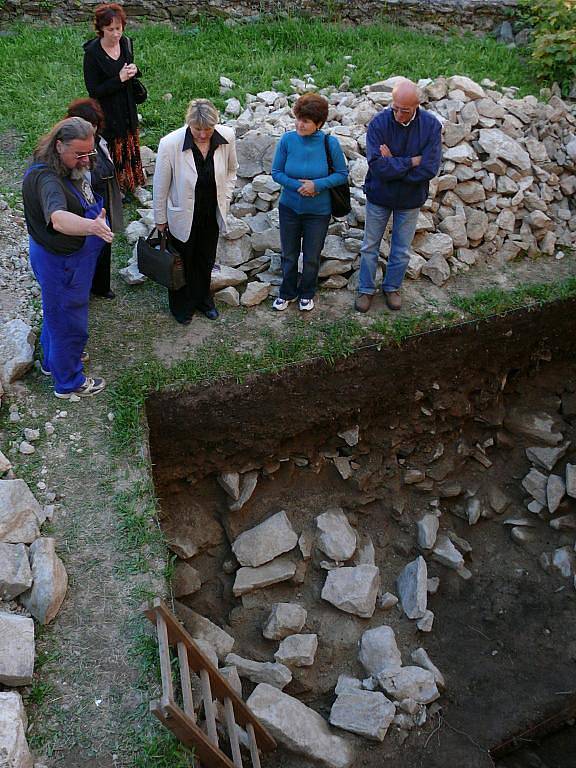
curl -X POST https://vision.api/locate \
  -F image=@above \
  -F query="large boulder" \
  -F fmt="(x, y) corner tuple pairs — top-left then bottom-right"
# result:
(232, 511), (298, 567)
(247, 683), (354, 768)
(225, 654), (292, 689)
(0, 613), (35, 686)
(321, 565), (380, 618)
(477, 129), (531, 171)
(263, 603), (307, 640)
(236, 130), (278, 177)
(20, 537), (68, 625)
(0, 543), (32, 601)
(330, 690), (395, 741)
(316, 508), (357, 562)
(0, 692), (33, 768)
(396, 556), (428, 619)
(0, 480), (42, 544)
(175, 602), (234, 661)
(0, 319), (36, 386)
(359, 625), (402, 677)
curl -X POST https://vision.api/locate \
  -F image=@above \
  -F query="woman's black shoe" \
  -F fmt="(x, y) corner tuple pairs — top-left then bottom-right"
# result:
(92, 290), (116, 299)
(174, 315), (193, 325)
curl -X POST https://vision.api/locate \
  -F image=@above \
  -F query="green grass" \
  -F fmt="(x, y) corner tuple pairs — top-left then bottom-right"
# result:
(451, 274), (576, 317)
(0, 18), (537, 155)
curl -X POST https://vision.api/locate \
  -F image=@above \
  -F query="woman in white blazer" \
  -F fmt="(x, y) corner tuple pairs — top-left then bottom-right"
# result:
(153, 99), (238, 324)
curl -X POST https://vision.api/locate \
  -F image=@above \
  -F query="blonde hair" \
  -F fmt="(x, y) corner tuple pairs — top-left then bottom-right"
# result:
(185, 99), (219, 129)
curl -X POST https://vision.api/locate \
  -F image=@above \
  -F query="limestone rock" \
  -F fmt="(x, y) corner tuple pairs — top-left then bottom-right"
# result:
(0, 692), (33, 768)
(431, 535), (465, 571)
(263, 603), (307, 640)
(215, 286), (240, 306)
(0, 479), (42, 544)
(359, 625), (402, 677)
(567, 464), (576, 499)
(526, 443), (570, 473)
(225, 654), (292, 689)
(232, 510), (298, 567)
(228, 470), (259, 512)
(416, 609), (434, 632)
(330, 690), (395, 741)
(241, 281), (270, 306)
(233, 556), (297, 596)
(247, 683), (354, 768)
(522, 468), (548, 506)
(413, 232), (453, 259)
(447, 75), (485, 100)
(478, 129), (531, 171)
(172, 562), (202, 598)
(335, 675), (363, 694)
(236, 130), (278, 178)
(547, 474), (565, 514)
(378, 666), (439, 704)
(0, 319), (36, 386)
(210, 265), (248, 292)
(552, 547), (573, 578)
(20, 538), (67, 625)
(411, 647), (446, 689)
(274, 634), (318, 666)
(505, 408), (563, 445)
(321, 564), (380, 618)
(421, 254), (451, 286)
(217, 471), (240, 500)
(417, 515), (439, 549)
(0, 450), (12, 475)
(0, 613), (34, 685)
(0, 543), (32, 601)
(397, 556), (428, 619)
(175, 602), (234, 661)
(316, 508), (357, 561)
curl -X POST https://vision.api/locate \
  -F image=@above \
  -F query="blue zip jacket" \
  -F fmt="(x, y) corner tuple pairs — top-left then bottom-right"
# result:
(364, 107), (442, 210)
(272, 130), (349, 215)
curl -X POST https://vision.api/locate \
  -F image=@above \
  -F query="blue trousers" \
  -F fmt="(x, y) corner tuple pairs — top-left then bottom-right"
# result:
(30, 243), (99, 393)
(278, 203), (331, 300)
(358, 202), (419, 294)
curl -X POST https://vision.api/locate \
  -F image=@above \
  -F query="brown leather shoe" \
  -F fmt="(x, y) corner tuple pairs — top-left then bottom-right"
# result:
(355, 293), (373, 313)
(384, 291), (402, 311)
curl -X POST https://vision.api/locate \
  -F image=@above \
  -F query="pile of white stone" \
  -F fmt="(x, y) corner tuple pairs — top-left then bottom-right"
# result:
(123, 73), (576, 302)
(0, 468), (68, 768)
(0, 198), (40, 328)
(169, 501), (447, 766)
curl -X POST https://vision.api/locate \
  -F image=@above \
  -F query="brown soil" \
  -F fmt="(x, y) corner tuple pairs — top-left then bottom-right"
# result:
(148, 299), (576, 768)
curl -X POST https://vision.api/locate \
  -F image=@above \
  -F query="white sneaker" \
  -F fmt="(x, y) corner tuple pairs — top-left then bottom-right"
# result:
(272, 297), (294, 311)
(299, 298), (314, 311)
(55, 377), (106, 399)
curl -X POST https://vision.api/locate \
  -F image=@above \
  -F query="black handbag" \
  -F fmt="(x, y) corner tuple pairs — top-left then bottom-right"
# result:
(324, 134), (351, 218)
(126, 37), (147, 104)
(137, 228), (186, 291)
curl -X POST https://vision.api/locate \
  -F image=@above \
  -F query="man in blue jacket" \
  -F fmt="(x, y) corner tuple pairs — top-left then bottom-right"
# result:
(355, 79), (442, 312)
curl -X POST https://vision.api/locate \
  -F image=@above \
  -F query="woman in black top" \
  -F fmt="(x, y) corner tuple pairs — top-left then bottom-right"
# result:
(83, 3), (145, 194)
(66, 98), (123, 298)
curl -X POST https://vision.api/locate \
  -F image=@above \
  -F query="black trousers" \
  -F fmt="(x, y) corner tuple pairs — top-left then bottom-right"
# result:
(91, 243), (111, 295)
(169, 220), (219, 322)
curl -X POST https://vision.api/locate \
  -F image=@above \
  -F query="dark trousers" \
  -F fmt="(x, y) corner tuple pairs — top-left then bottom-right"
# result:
(278, 203), (331, 300)
(91, 244), (111, 295)
(169, 220), (219, 322)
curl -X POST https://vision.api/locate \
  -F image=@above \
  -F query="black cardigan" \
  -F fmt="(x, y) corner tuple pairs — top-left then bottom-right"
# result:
(83, 36), (140, 142)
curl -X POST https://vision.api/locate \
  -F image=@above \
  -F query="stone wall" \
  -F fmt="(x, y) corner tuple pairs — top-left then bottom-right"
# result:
(3, 0), (517, 34)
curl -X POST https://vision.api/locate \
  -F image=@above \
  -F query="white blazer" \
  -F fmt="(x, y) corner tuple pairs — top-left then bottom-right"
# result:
(153, 124), (238, 242)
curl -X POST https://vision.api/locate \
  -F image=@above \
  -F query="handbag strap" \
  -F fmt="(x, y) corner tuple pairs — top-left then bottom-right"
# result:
(147, 226), (169, 252)
(125, 36), (134, 64)
(323, 133), (335, 173)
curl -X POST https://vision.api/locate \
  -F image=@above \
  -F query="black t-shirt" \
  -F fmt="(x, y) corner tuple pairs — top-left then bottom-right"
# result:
(22, 165), (86, 255)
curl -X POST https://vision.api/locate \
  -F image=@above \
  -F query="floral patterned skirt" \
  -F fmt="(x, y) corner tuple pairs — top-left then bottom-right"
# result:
(109, 129), (146, 194)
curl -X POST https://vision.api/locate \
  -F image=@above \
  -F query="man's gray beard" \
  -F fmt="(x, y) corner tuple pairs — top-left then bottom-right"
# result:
(70, 168), (91, 181)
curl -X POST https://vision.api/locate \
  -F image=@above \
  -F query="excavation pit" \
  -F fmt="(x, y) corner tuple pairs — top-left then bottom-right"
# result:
(146, 298), (576, 768)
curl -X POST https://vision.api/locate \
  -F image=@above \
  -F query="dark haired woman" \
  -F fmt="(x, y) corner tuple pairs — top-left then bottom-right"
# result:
(66, 98), (123, 298)
(83, 2), (145, 194)
(271, 93), (348, 312)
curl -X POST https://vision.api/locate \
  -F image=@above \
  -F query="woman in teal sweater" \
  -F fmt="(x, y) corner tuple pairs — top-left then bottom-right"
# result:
(271, 94), (348, 311)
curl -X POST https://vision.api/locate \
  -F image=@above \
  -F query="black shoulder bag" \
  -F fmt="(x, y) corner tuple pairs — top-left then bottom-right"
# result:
(137, 228), (186, 290)
(324, 134), (351, 218)
(126, 37), (148, 104)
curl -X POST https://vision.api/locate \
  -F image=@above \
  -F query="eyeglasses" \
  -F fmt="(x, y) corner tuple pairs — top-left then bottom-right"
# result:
(391, 105), (416, 115)
(73, 150), (97, 160)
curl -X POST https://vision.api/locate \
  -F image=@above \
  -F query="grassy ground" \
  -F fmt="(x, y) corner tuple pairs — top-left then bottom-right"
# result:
(0, 18), (536, 157)
(0, 15), (570, 768)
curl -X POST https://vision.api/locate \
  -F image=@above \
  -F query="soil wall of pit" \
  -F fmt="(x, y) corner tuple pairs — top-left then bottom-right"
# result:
(147, 299), (576, 487)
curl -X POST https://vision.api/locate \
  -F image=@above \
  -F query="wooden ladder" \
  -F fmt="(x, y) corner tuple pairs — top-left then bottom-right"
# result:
(144, 598), (277, 768)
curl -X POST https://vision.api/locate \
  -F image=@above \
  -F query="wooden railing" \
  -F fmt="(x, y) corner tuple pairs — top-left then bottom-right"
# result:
(144, 598), (276, 768)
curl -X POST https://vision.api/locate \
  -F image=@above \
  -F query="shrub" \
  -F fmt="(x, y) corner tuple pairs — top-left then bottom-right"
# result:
(517, 0), (576, 95)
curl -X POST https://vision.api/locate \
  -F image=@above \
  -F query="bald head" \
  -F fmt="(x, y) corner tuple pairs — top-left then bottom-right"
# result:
(391, 79), (420, 124)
